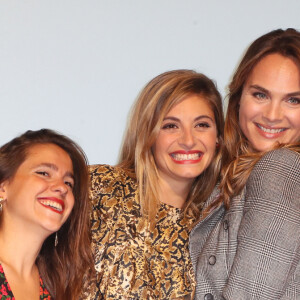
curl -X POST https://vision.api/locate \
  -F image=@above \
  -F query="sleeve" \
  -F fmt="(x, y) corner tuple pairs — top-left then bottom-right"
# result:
(223, 148), (300, 300)
(88, 165), (125, 267)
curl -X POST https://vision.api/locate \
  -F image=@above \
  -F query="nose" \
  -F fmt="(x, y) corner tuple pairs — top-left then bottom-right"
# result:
(50, 178), (68, 196)
(262, 100), (283, 123)
(178, 128), (196, 149)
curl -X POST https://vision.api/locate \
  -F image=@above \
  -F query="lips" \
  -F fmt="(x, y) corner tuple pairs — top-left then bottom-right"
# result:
(38, 197), (65, 214)
(255, 123), (287, 138)
(170, 150), (203, 164)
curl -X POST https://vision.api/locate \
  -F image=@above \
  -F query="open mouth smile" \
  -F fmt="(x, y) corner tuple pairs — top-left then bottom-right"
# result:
(170, 151), (203, 164)
(255, 123), (287, 135)
(38, 197), (65, 214)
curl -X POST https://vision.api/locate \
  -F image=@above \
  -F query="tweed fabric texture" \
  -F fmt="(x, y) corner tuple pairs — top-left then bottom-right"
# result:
(190, 148), (300, 300)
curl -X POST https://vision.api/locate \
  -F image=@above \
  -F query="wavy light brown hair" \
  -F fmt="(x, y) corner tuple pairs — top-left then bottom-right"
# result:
(0, 129), (94, 300)
(207, 28), (300, 214)
(118, 70), (224, 221)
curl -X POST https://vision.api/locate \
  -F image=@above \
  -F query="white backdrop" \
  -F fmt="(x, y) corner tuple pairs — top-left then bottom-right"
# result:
(1, 0), (300, 164)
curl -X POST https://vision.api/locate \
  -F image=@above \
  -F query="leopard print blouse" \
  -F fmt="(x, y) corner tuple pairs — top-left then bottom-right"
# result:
(87, 164), (196, 299)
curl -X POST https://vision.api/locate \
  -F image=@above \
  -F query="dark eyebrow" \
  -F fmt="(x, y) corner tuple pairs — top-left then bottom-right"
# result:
(287, 91), (300, 97)
(163, 115), (215, 122)
(249, 85), (269, 94)
(36, 163), (74, 179)
(250, 84), (300, 97)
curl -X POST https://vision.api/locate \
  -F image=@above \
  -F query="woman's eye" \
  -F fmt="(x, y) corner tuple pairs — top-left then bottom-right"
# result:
(287, 97), (300, 105)
(196, 122), (210, 128)
(162, 123), (178, 129)
(36, 171), (49, 177)
(253, 92), (267, 100)
(65, 181), (74, 189)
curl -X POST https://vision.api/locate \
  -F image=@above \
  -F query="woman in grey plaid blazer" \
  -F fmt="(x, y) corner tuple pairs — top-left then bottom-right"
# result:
(190, 28), (300, 300)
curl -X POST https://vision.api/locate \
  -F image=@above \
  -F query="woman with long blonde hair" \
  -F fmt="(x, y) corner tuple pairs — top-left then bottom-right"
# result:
(89, 70), (224, 299)
(190, 28), (300, 300)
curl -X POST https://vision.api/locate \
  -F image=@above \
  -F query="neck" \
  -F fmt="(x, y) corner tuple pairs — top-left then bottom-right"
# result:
(0, 216), (46, 277)
(157, 175), (193, 208)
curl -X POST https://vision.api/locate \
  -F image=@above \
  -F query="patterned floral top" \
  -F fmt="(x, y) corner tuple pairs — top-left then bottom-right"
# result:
(87, 164), (196, 300)
(0, 264), (52, 300)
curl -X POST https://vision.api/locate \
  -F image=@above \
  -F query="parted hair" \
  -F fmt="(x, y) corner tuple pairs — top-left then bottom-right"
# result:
(118, 70), (224, 221)
(0, 129), (94, 300)
(205, 28), (300, 214)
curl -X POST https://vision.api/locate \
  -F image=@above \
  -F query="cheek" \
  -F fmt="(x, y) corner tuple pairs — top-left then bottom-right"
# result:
(290, 111), (300, 130)
(153, 134), (172, 157)
(66, 194), (75, 212)
(238, 98), (256, 134)
(203, 131), (218, 153)
(239, 98), (249, 122)
(70, 195), (75, 209)
(291, 112), (300, 142)
(239, 96), (263, 124)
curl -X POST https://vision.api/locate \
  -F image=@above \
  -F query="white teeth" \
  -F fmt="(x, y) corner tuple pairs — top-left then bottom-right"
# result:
(171, 153), (200, 161)
(257, 124), (285, 134)
(39, 200), (62, 212)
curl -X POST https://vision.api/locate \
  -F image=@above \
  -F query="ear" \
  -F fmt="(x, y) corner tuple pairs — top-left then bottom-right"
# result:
(0, 181), (8, 200)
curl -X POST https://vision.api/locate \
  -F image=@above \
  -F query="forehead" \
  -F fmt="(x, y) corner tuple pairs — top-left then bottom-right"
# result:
(246, 54), (300, 89)
(166, 94), (214, 116)
(22, 143), (73, 170)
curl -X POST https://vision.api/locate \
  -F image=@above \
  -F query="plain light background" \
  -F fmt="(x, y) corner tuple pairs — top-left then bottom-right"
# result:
(1, 1), (300, 164)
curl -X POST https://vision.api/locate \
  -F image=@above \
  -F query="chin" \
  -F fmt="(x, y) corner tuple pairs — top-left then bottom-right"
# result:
(179, 172), (202, 180)
(253, 145), (270, 152)
(41, 222), (64, 235)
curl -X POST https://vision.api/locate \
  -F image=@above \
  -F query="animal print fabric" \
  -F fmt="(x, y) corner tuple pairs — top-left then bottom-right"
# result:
(87, 164), (196, 299)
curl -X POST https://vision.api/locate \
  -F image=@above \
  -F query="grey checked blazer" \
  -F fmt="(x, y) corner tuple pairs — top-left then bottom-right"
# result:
(189, 148), (300, 300)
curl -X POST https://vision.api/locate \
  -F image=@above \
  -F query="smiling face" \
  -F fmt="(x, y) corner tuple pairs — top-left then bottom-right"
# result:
(152, 95), (218, 187)
(1, 143), (75, 235)
(239, 53), (300, 152)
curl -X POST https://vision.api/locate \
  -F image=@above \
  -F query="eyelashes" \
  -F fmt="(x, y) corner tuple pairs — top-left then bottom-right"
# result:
(36, 171), (49, 176)
(287, 97), (300, 105)
(196, 122), (211, 128)
(162, 123), (178, 129)
(253, 92), (267, 100)
(64, 181), (74, 189)
(251, 91), (300, 105)
(35, 170), (74, 190)
(162, 122), (211, 130)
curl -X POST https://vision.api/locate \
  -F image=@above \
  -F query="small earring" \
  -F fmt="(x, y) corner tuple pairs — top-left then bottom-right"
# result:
(216, 142), (220, 148)
(0, 197), (4, 213)
(55, 232), (58, 247)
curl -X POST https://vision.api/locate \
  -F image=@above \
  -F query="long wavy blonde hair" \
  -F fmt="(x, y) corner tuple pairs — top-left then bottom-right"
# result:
(118, 70), (224, 222)
(204, 28), (300, 216)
